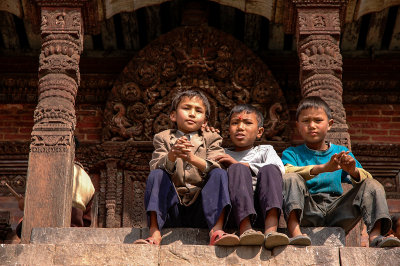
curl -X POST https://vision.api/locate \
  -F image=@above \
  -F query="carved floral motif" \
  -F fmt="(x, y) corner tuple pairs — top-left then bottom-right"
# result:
(103, 25), (289, 142)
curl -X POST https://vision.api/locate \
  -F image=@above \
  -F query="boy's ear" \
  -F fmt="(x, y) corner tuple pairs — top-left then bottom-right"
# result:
(328, 119), (334, 130)
(170, 111), (176, 122)
(257, 127), (264, 139)
(202, 118), (208, 127)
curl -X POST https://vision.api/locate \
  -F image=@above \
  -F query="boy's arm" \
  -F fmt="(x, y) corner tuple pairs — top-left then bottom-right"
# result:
(284, 164), (316, 181)
(246, 146), (285, 176)
(203, 132), (224, 172)
(149, 133), (175, 174)
(282, 148), (317, 180)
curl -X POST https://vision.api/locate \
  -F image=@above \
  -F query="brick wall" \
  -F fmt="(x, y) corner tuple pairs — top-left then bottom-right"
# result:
(345, 104), (400, 143)
(0, 104), (103, 143)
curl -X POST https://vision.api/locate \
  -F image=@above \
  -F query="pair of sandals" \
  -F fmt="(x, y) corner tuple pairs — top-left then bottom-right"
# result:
(238, 229), (290, 249)
(369, 235), (400, 248)
(239, 229), (312, 249)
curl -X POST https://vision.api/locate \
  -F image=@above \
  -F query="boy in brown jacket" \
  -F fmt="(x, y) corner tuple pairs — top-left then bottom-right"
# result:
(134, 90), (238, 246)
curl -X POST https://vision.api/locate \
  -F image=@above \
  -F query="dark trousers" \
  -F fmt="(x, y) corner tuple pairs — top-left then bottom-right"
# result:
(145, 168), (231, 230)
(228, 164), (283, 228)
(283, 173), (392, 235)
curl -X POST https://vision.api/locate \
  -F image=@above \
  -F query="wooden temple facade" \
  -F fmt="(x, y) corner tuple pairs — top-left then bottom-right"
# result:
(0, 0), (400, 246)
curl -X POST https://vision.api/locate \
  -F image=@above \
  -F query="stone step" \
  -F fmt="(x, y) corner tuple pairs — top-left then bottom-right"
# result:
(30, 227), (346, 247)
(1, 243), (399, 265)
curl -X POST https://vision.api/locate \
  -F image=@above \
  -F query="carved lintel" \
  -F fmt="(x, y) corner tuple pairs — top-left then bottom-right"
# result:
(102, 25), (290, 143)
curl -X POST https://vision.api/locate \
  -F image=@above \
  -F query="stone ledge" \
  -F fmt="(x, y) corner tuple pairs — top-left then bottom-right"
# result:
(30, 227), (345, 247)
(1, 243), (400, 265)
(339, 247), (400, 266)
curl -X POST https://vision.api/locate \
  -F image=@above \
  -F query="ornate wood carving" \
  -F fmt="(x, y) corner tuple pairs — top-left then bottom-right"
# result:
(21, 6), (83, 243)
(102, 25), (290, 143)
(291, 1), (350, 148)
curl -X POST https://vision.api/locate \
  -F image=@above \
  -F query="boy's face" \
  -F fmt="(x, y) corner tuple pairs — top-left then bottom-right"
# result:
(296, 107), (333, 149)
(170, 96), (207, 134)
(229, 111), (264, 151)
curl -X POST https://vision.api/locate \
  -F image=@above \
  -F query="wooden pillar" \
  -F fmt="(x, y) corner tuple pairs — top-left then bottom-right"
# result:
(291, 0), (350, 149)
(21, 4), (83, 243)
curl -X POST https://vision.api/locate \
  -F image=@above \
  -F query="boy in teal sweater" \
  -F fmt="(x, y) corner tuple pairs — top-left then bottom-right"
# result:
(282, 96), (400, 247)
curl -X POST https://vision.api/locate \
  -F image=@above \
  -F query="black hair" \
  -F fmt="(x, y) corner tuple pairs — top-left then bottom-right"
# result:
(296, 96), (332, 121)
(228, 104), (264, 127)
(170, 90), (210, 118)
(392, 214), (400, 232)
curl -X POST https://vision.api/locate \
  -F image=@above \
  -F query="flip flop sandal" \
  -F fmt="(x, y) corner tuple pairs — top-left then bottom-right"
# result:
(133, 237), (160, 246)
(289, 235), (311, 246)
(370, 235), (400, 248)
(209, 230), (240, 246)
(239, 229), (265, 245)
(264, 232), (290, 249)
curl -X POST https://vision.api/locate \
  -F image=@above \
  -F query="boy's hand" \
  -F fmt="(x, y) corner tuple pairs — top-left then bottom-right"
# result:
(337, 152), (359, 179)
(201, 124), (220, 133)
(311, 151), (344, 175)
(168, 136), (194, 162)
(214, 154), (238, 167)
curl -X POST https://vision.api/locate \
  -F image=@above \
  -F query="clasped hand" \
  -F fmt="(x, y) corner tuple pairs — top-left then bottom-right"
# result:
(325, 151), (357, 175)
(169, 136), (194, 162)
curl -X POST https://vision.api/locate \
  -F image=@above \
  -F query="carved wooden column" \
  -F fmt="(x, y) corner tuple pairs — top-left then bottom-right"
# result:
(292, 0), (350, 148)
(21, 4), (83, 243)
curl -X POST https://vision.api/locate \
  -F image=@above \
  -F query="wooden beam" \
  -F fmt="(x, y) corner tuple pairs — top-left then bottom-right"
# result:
(365, 8), (389, 50)
(145, 6), (161, 44)
(269, 24), (284, 50)
(0, 12), (20, 49)
(244, 13), (261, 51)
(23, 20), (41, 50)
(341, 20), (362, 51)
(220, 5), (236, 36)
(101, 18), (117, 50)
(120, 12), (140, 50)
(389, 7), (400, 50)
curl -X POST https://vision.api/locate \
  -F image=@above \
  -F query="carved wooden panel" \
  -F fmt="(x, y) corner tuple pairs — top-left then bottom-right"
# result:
(102, 25), (290, 143)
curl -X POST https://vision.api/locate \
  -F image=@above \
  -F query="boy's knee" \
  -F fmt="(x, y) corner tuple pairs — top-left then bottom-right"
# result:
(228, 163), (247, 172)
(147, 169), (167, 183)
(260, 164), (281, 175)
(363, 178), (385, 194)
(209, 168), (227, 178)
(283, 173), (302, 184)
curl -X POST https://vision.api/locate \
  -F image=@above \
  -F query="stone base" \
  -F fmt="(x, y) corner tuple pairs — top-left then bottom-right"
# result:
(1, 243), (399, 265)
(30, 227), (345, 247)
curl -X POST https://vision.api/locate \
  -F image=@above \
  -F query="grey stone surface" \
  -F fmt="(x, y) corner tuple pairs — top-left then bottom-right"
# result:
(3, 243), (399, 265)
(0, 244), (55, 265)
(31, 227), (142, 244)
(300, 227), (345, 247)
(270, 246), (340, 265)
(340, 247), (400, 266)
(160, 244), (227, 265)
(53, 244), (159, 265)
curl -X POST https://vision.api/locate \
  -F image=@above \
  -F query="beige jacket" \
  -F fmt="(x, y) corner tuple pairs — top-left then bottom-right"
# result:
(149, 129), (225, 206)
(72, 163), (95, 211)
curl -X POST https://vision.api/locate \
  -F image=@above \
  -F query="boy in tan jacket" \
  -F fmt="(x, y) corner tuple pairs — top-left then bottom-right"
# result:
(134, 90), (238, 246)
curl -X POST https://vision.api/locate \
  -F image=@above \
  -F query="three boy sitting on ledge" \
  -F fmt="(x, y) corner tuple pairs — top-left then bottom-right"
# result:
(134, 90), (400, 248)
